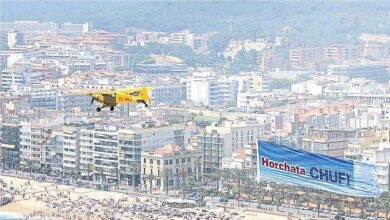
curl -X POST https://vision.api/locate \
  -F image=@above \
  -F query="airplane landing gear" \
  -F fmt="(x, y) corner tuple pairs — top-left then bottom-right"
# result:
(110, 106), (115, 111)
(96, 107), (101, 112)
(138, 100), (148, 107)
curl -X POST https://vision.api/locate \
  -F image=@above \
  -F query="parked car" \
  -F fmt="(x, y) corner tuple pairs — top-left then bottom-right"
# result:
(219, 197), (228, 203)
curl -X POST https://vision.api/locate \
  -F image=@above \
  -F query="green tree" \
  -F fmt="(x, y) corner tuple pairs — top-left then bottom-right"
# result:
(145, 174), (155, 194)
(233, 169), (247, 206)
(314, 193), (323, 217)
(207, 33), (231, 52)
(380, 192), (390, 220)
(126, 163), (138, 190)
(274, 190), (283, 212)
(86, 163), (94, 181)
(244, 177), (256, 207)
(336, 201), (346, 216)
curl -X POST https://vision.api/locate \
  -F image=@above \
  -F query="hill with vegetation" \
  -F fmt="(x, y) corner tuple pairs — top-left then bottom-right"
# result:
(2, 1), (390, 46)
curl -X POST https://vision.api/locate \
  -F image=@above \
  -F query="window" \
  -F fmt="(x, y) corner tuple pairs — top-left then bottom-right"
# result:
(157, 160), (161, 165)
(182, 158), (185, 163)
(150, 169), (153, 175)
(187, 157), (191, 162)
(129, 91), (140, 96)
(150, 159), (153, 164)
(169, 159), (173, 165)
(164, 160), (168, 165)
(143, 158), (146, 163)
(176, 159), (180, 164)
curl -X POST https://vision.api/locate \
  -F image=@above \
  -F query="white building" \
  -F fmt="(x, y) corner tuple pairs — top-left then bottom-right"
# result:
(361, 143), (390, 192)
(186, 72), (223, 106)
(62, 122), (94, 175)
(186, 72), (269, 106)
(327, 62), (389, 83)
(19, 122), (60, 171)
(291, 81), (323, 96)
(141, 144), (203, 192)
(0, 68), (25, 92)
(0, 21), (58, 33)
(60, 22), (90, 35)
(151, 84), (186, 104)
(222, 148), (245, 170)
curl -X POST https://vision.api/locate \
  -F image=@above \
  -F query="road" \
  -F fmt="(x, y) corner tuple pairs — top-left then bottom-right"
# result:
(0, 170), (382, 220)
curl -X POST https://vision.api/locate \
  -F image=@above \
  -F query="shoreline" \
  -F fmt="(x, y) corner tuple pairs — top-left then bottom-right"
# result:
(0, 175), (291, 219)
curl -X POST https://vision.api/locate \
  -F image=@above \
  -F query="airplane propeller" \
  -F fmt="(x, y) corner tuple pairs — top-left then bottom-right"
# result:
(90, 94), (95, 105)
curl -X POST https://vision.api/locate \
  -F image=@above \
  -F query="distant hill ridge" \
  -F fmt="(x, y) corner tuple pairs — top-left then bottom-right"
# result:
(2, 1), (390, 45)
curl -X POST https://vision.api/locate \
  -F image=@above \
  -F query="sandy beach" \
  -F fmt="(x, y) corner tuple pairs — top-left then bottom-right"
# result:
(0, 175), (291, 219)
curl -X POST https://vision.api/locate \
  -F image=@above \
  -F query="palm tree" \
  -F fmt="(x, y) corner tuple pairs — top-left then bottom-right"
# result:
(256, 189), (265, 209)
(178, 168), (188, 190)
(305, 188), (311, 208)
(182, 176), (196, 194)
(1, 148), (5, 173)
(314, 193), (323, 217)
(27, 159), (33, 178)
(41, 166), (50, 179)
(244, 177), (256, 207)
(126, 162), (138, 190)
(274, 190), (283, 212)
(295, 191), (306, 214)
(336, 200), (346, 216)
(98, 168), (105, 184)
(86, 163), (94, 181)
(221, 168), (231, 186)
(145, 174), (155, 194)
(233, 168), (247, 206)
(195, 156), (202, 183)
(159, 168), (169, 195)
(324, 192), (332, 211)
(214, 169), (222, 193)
(380, 192), (390, 220)
(345, 197), (355, 215)
(70, 170), (77, 182)
(209, 169), (222, 201)
(114, 167), (120, 188)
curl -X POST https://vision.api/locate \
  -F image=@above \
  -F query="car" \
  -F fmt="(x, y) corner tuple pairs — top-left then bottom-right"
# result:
(219, 197), (228, 203)
(226, 195), (235, 199)
(335, 214), (345, 220)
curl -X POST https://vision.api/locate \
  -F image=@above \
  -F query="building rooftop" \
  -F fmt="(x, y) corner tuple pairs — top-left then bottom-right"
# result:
(148, 144), (181, 155)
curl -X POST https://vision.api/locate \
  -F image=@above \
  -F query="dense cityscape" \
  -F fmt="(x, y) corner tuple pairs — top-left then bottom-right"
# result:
(1, 1), (390, 220)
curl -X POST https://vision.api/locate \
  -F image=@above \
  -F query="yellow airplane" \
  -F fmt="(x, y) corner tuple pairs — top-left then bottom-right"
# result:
(79, 87), (151, 112)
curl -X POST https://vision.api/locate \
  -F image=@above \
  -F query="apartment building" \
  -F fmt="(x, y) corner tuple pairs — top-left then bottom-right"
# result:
(62, 122), (94, 175)
(0, 122), (21, 170)
(302, 129), (356, 158)
(19, 122), (62, 171)
(197, 129), (232, 177)
(141, 144), (203, 192)
(328, 62), (389, 83)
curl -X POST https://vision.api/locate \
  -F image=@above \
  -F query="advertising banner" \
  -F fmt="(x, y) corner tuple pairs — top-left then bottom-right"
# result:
(258, 141), (380, 197)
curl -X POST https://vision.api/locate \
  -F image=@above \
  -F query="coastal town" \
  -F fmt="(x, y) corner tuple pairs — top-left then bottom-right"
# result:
(1, 1), (390, 219)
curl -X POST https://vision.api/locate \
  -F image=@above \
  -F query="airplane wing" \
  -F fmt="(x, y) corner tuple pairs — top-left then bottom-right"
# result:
(71, 89), (116, 95)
